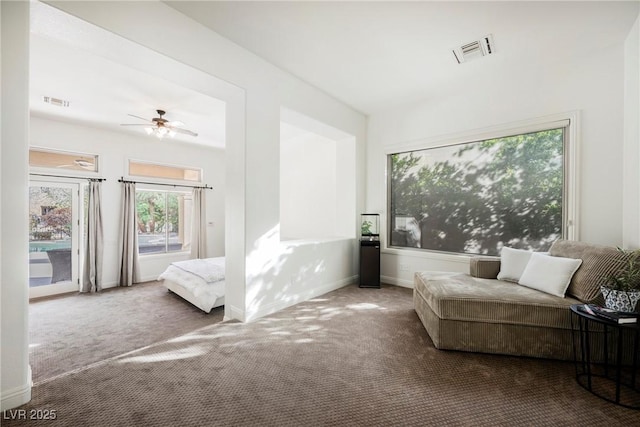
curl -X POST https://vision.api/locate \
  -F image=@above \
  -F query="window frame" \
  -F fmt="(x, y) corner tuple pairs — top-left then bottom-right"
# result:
(29, 146), (100, 177)
(135, 187), (192, 256)
(383, 112), (579, 260)
(127, 158), (203, 185)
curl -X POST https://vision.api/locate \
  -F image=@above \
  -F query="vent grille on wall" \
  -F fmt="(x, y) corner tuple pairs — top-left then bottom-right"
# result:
(42, 96), (70, 107)
(452, 34), (494, 64)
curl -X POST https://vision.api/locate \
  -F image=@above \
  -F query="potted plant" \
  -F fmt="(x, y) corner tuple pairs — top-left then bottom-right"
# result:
(361, 220), (373, 236)
(601, 248), (640, 312)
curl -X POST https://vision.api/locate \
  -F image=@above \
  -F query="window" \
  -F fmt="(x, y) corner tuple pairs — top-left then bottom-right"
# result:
(136, 190), (192, 254)
(388, 121), (573, 256)
(129, 160), (201, 183)
(29, 147), (98, 173)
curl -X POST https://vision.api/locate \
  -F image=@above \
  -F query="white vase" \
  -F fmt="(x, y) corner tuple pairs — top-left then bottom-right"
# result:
(600, 286), (640, 312)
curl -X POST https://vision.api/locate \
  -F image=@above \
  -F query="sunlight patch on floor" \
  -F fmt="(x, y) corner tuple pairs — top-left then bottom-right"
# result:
(299, 325), (322, 332)
(294, 316), (321, 321)
(346, 303), (385, 310)
(118, 345), (206, 363)
(167, 332), (236, 343)
(270, 331), (292, 336)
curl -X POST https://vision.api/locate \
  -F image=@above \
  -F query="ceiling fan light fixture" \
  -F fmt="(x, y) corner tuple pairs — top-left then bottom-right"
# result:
(146, 126), (173, 139)
(121, 109), (197, 139)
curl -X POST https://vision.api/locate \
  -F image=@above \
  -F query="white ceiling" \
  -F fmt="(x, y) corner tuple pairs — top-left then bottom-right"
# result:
(167, 1), (639, 115)
(29, 1), (639, 146)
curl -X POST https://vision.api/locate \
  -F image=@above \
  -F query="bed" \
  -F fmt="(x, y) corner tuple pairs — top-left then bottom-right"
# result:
(158, 257), (225, 313)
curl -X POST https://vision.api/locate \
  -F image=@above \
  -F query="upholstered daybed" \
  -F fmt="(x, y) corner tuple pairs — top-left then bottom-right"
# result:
(413, 240), (628, 360)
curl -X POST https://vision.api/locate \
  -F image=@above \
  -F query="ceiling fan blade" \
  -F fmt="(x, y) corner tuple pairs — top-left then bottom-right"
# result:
(172, 127), (198, 137)
(120, 124), (151, 127)
(127, 114), (152, 122)
(167, 120), (185, 127)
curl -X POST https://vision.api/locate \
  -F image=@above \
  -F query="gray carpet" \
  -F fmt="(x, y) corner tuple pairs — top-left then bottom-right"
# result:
(8, 284), (639, 426)
(29, 281), (224, 384)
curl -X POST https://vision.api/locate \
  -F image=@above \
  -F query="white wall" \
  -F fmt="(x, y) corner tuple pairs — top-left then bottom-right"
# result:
(3, 1), (365, 408)
(367, 26), (637, 287)
(40, 2), (366, 308)
(43, 2), (367, 325)
(623, 14), (640, 250)
(1, 1), (32, 411)
(30, 116), (226, 285)
(280, 131), (337, 240)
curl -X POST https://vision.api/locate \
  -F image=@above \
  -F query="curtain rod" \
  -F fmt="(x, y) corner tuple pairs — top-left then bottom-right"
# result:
(118, 177), (213, 190)
(30, 173), (106, 182)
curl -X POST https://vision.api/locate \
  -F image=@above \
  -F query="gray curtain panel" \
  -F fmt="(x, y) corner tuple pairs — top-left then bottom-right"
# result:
(82, 180), (104, 292)
(190, 187), (207, 259)
(118, 182), (140, 286)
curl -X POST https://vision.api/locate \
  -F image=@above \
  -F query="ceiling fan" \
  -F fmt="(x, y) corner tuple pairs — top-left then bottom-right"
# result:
(120, 109), (198, 138)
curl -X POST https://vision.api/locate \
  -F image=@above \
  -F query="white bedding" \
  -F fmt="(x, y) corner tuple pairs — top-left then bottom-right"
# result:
(170, 258), (225, 283)
(158, 257), (225, 313)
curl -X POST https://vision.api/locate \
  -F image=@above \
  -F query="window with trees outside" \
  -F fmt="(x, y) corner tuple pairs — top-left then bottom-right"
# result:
(388, 122), (572, 256)
(136, 190), (193, 254)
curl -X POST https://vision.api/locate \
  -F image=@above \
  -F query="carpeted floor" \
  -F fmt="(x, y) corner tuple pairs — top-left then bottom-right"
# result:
(29, 281), (224, 384)
(8, 284), (639, 426)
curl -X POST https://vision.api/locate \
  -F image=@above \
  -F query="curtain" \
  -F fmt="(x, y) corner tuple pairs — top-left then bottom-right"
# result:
(190, 187), (207, 259)
(82, 180), (104, 292)
(118, 182), (140, 286)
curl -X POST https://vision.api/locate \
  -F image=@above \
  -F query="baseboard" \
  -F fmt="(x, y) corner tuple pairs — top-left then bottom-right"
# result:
(245, 275), (357, 322)
(381, 275), (414, 289)
(101, 278), (156, 290)
(225, 303), (245, 322)
(1, 367), (31, 411)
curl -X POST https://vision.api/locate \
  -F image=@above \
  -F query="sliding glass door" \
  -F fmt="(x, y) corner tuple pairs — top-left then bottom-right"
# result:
(28, 181), (80, 298)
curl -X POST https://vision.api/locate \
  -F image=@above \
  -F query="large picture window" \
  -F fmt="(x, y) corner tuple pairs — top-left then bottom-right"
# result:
(388, 124), (570, 256)
(136, 190), (192, 254)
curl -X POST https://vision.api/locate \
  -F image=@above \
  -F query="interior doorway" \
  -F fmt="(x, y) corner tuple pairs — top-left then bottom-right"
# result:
(28, 180), (80, 299)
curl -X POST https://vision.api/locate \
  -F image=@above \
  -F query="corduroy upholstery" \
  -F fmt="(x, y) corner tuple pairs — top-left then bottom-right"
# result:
(469, 257), (500, 279)
(413, 240), (629, 360)
(414, 272), (580, 329)
(550, 239), (629, 304)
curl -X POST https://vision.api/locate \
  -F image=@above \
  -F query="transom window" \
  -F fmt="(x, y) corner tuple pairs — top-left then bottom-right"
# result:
(388, 120), (574, 256)
(29, 147), (98, 173)
(129, 160), (202, 183)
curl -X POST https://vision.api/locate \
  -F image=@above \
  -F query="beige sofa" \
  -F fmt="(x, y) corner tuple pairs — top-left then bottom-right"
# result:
(413, 240), (628, 360)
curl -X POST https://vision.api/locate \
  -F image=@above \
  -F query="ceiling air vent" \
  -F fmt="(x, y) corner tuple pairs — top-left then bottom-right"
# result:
(42, 96), (70, 107)
(452, 34), (494, 64)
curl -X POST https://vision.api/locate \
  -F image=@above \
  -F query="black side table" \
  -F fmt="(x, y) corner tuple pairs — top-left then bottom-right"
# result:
(359, 239), (380, 288)
(570, 304), (640, 409)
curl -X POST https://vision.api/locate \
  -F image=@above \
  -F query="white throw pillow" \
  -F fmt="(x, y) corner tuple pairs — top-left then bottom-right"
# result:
(497, 247), (534, 282)
(518, 252), (583, 297)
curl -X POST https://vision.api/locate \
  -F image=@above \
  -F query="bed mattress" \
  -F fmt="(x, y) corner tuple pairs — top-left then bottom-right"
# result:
(158, 257), (225, 313)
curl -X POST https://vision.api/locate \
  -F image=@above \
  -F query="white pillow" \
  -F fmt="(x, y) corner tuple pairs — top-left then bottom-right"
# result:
(518, 252), (582, 297)
(497, 247), (534, 282)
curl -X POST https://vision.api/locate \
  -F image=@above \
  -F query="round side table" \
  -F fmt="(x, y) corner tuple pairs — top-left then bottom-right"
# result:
(570, 304), (640, 409)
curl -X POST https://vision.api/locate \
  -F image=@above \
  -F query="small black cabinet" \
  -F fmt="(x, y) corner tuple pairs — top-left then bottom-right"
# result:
(359, 239), (380, 288)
